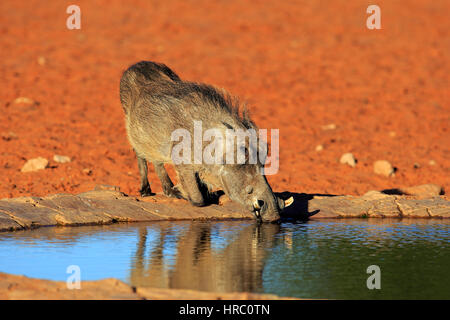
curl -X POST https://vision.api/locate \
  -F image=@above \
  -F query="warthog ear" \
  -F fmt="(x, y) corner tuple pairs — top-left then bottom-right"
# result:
(222, 122), (234, 130)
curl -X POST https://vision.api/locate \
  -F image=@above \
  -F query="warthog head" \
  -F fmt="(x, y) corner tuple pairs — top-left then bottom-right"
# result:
(218, 164), (292, 222)
(201, 122), (293, 222)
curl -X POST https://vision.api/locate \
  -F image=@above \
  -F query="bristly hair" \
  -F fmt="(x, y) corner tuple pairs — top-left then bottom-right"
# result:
(123, 60), (258, 130)
(184, 82), (256, 130)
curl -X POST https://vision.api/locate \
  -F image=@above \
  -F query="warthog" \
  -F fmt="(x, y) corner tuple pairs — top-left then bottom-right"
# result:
(120, 61), (292, 222)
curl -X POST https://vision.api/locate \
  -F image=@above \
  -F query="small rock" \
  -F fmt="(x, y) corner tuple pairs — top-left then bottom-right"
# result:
(53, 155), (71, 163)
(321, 123), (336, 131)
(82, 168), (92, 175)
(429, 160), (436, 166)
(374, 160), (394, 177)
(13, 97), (34, 105)
(400, 184), (443, 198)
(340, 153), (356, 167)
(21, 157), (48, 173)
(362, 190), (390, 200)
(413, 162), (421, 169)
(94, 184), (121, 192)
(1, 131), (17, 141)
(315, 144), (324, 152)
(37, 56), (46, 66)
(389, 131), (396, 137)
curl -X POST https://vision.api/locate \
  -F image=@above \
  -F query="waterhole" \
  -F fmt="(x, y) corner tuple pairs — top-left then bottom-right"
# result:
(0, 219), (448, 299)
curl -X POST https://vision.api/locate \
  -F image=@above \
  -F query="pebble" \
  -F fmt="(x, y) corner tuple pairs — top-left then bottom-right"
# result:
(21, 157), (48, 173)
(340, 153), (356, 167)
(13, 97), (34, 105)
(82, 168), (92, 175)
(37, 56), (46, 66)
(53, 155), (71, 163)
(429, 160), (436, 166)
(321, 123), (336, 131)
(94, 184), (121, 192)
(315, 144), (324, 152)
(1, 131), (17, 141)
(362, 190), (390, 200)
(374, 160), (394, 177)
(399, 184), (443, 198)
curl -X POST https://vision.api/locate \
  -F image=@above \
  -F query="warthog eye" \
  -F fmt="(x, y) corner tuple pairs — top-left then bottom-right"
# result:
(222, 122), (234, 130)
(245, 185), (253, 194)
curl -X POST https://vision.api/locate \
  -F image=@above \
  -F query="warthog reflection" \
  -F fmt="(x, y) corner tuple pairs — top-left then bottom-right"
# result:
(129, 222), (281, 292)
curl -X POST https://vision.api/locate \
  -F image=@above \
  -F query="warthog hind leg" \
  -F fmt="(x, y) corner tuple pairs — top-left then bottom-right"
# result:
(176, 166), (205, 207)
(136, 153), (153, 197)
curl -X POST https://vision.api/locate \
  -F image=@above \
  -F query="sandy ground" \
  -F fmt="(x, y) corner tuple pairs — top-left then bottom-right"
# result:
(0, 272), (295, 299)
(0, 0), (448, 199)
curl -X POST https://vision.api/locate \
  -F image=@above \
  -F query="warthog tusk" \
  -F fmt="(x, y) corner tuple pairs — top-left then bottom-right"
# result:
(284, 196), (294, 207)
(253, 199), (261, 210)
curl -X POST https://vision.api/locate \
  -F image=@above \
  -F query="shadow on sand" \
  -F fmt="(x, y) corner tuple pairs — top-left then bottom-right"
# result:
(275, 192), (337, 221)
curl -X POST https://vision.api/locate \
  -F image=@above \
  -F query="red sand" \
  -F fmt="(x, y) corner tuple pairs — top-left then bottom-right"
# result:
(0, 0), (448, 199)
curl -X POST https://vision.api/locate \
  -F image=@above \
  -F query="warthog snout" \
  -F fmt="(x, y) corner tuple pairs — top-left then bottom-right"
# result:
(252, 193), (294, 222)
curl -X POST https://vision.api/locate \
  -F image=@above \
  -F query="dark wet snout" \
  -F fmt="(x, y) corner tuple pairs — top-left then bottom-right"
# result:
(252, 195), (294, 222)
(252, 194), (280, 223)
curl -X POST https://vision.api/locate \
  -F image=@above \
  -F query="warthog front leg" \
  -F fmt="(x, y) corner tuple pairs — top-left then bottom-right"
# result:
(153, 162), (184, 199)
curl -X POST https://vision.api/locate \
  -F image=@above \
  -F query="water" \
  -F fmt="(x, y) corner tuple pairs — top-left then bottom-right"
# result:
(0, 219), (448, 299)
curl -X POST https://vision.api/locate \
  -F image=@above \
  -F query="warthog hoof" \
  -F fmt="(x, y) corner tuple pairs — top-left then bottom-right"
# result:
(163, 185), (185, 199)
(139, 184), (154, 197)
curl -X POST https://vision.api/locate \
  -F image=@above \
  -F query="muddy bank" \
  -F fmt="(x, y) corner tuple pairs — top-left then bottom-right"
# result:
(0, 185), (448, 232)
(0, 272), (296, 300)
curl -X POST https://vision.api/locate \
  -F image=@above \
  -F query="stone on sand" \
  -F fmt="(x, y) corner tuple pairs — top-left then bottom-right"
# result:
(321, 123), (336, 130)
(13, 97), (34, 105)
(374, 160), (394, 177)
(399, 184), (443, 198)
(340, 153), (356, 167)
(37, 56), (46, 66)
(94, 184), (121, 192)
(21, 157), (48, 173)
(53, 155), (71, 163)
